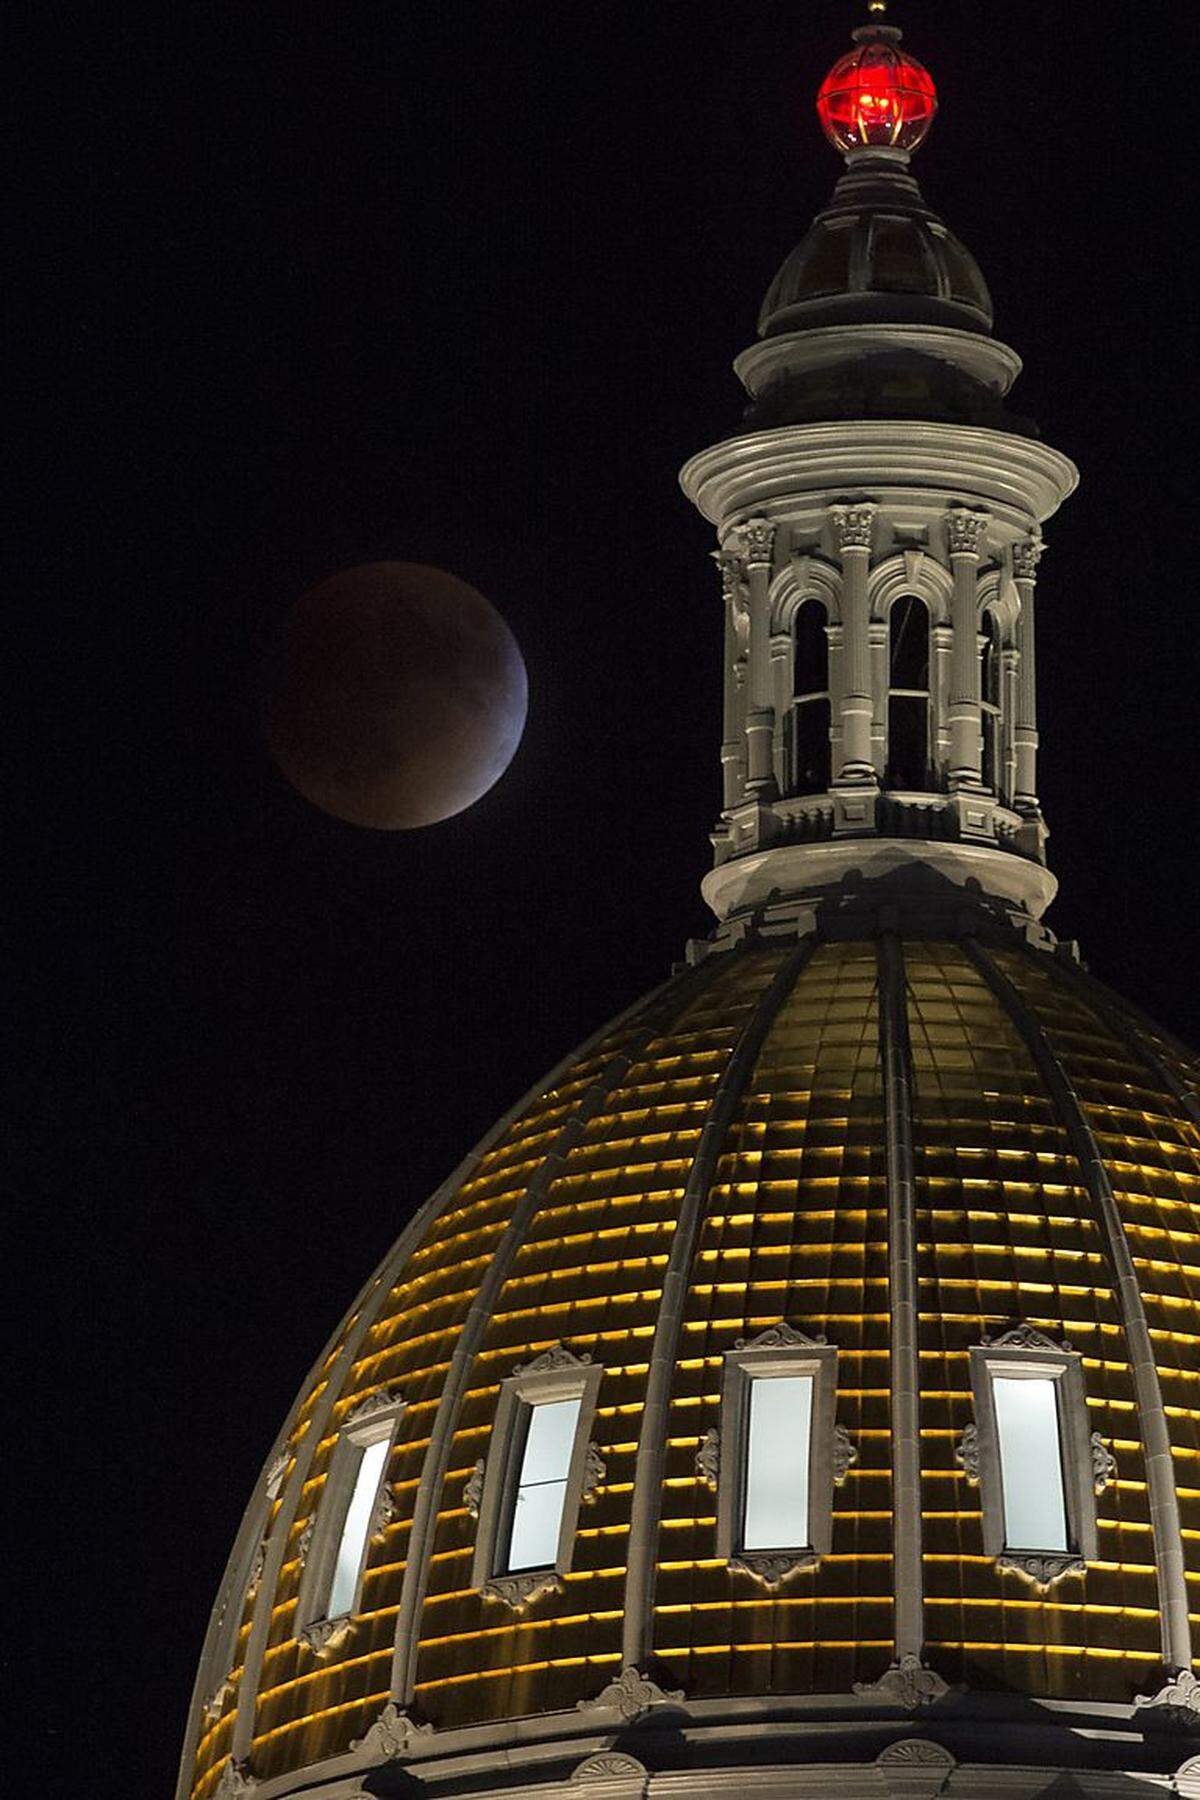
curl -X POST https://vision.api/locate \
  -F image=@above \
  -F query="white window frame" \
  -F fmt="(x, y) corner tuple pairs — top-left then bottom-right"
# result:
(712, 1324), (853, 1588)
(965, 1327), (1100, 1587)
(470, 1345), (604, 1611)
(295, 1389), (404, 1653)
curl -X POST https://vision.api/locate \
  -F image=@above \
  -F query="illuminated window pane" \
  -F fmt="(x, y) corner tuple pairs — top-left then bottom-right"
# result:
(506, 1397), (581, 1572)
(743, 1373), (813, 1552)
(328, 1436), (389, 1618)
(993, 1375), (1068, 1552)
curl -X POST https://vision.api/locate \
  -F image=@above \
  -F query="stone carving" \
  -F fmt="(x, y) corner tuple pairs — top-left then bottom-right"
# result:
(247, 1535), (267, 1594)
(345, 1387), (403, 1425)
(855, 1655), (950, 1708)
(513, 1343), (591, 1377)
(581, 1666), (685, 1720)
(1091, 1432), (1117, 1494)
(1175, 1751), (1200, 1798)
(371, 1479), (396, 1538)
(998, 1550), (1086, 1587)
(738, 517), (776, 565)
(983, 1323), (1068, 1353)
(265, 1449), (290, 1496)
(832, 1423), (858, 1484)
(1135, 1668), (1200, 1718)
(582, 1440), (606, 1500)
(213, 1759), (255, 1798)
(571, 1751), (648, 1782)
(463, 1457), (486, 1519)
(696, 1426), (720, 1490)
(734, 1322), (825, 1351)
(482, 1568), (563, 1610)
(203, 1679), (231, 1723)
(1012, 536), (1045, 581)
(714, 547), (746, 602)
(945, 508), (989, 558)
(731, 1548), (816, 1586)
(298, 1613), (346, 1654)
(876, 1739), (956, 1769)
(296, 1515), (315, 1566)
(350, 1699), (433, 1759)
(830, 502), (875, 552)
(955, 1423), (980, 1484)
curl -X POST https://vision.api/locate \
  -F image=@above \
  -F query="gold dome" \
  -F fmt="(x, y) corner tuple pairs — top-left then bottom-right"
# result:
(184, 927), (1200, 1799)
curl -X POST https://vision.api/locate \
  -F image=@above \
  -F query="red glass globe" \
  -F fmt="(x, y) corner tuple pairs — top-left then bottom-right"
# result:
(817, 34), (937, 153)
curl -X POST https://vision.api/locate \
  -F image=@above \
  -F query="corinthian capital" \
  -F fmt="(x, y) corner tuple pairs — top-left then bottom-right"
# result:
(1012, 535), (1044, 581)
(829, 502), (875, 553)
(734, 518), (776, 566)
(946, 508), (990, 558)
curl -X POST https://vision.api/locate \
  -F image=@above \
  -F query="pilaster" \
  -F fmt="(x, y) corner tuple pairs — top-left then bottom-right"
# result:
(945, 507), (990, 789)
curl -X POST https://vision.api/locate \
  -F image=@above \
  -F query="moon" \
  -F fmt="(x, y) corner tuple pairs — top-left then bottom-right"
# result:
(266, 561), (528, 830)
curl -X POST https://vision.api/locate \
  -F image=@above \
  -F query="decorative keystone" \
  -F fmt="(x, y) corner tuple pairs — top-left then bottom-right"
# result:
(581, 1666), (685, 1721)
(855, 1655), (950, 1709)
(345, 1387), (404, 1425)
(463, 1457), (485, 1519)
(350, 1700), (433, 1760)
(1091, 1432), (1117, 1494)
(571, 1751), (648, 1783)
(695, 1426), (720, 1491)
(731, 1548), (816, 1587)
(983, 1323), (1068, 1352)
(830, 502), (876, 553)
(735, 1322), (826, 1351)
(1135, 1668), (1200, 1718)
(998, 1550), (1086, 1588)
(482, 1568), (563, 1610)
(513, 1343), (591, 1377)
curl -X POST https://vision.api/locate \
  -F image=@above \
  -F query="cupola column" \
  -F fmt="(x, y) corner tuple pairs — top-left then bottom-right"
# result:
(1012, 535), (1043, 815)
(739, 519), (778, 799)
(715, 549), (749, 810)
(946, 508), (990, 787)
(830, 503), (877, 787)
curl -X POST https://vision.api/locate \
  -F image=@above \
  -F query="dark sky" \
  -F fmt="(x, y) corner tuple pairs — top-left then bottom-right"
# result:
(10, 3), (1199, 1795)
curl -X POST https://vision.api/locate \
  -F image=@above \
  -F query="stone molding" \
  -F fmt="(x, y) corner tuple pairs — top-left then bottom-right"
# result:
(581, 1666), (686, 1721)
(349, 1700), (433, 1759)
(855, 1656), (951, 1708)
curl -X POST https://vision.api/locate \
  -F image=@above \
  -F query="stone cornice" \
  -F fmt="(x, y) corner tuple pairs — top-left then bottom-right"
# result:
(680, 421), (1078, 535)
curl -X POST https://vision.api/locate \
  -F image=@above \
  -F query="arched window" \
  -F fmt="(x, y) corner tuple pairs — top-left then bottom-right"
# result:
(980, 611), (1001, 793)
(886, 594), (930, 789)
(790, 599), (831, 796)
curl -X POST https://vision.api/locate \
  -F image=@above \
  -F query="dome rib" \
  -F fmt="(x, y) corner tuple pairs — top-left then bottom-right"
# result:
(389, 956), (719, 1706)
(876, 934), (926, 1679)
(964, 937), (1194, 1679)
(1053, 955), (1200, 1134)
(622, 939), (816, 1676)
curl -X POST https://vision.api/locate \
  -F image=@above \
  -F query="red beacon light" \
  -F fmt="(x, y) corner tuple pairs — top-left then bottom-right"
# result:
(816, 12), (937, 156)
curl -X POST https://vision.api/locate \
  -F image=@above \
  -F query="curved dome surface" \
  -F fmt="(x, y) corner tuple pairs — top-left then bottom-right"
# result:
(184, 927), (1200, 1800)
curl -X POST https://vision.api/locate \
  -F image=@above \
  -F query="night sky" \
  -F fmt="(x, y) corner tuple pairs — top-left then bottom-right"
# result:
(11, 3), (1200, 1794)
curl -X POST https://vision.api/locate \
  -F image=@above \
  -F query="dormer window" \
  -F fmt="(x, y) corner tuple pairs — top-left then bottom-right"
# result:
(709, 1325), (855, 1588)
(294, 1390), (404, 1652)
(960, 1327), (1113, 1588)
(469, 1345), (604, 1609)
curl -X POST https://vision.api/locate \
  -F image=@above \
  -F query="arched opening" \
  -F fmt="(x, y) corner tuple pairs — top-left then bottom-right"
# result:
(886, 594), (930, 789)
(790, 598), (831, 795)
(980, 610), (1001, 793)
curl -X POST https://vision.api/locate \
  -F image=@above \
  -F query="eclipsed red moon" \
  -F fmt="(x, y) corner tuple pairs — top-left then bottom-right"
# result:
(266, 562), (528, 830)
